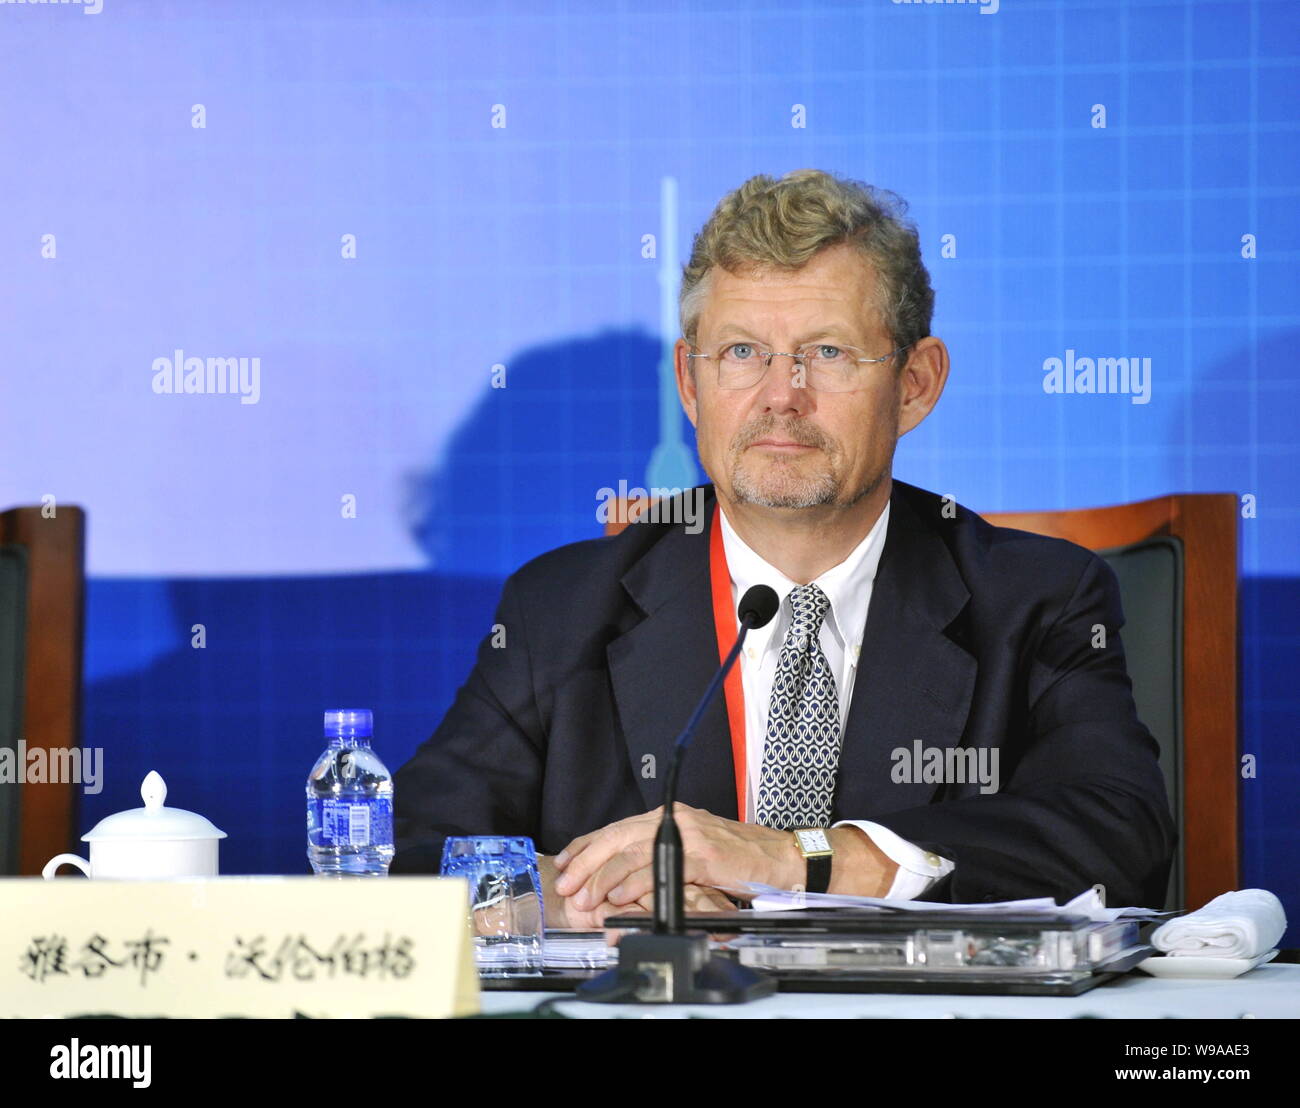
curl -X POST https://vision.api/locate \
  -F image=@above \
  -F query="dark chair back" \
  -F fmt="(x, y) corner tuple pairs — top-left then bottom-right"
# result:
(985, 494), (1239, 911)
(0, 505), (86, 874)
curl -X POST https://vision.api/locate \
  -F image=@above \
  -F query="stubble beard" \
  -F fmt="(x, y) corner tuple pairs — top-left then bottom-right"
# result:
(727, 418), (882, 510)
(731, 455), (839, 508)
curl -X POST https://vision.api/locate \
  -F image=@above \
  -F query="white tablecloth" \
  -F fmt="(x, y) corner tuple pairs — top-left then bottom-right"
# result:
(477, 963), (1300, 1019)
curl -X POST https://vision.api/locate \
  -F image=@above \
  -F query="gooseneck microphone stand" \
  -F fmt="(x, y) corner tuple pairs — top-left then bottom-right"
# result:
(577, 584), (780, 1004)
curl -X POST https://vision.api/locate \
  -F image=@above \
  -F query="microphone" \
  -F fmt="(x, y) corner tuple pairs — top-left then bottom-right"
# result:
(656, 584), (778, 933)
(578, 583), (781, 1004)
(738, 584), (781, 628)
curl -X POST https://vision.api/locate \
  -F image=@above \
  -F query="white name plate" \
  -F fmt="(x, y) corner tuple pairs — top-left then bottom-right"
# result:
(2, 876), (479, 1019)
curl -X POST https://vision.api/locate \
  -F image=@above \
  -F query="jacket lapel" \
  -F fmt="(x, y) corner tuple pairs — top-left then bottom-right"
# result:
(832, 481), (977, 820)
(607, 489), (739, 819)
(606, 480), (977, 825)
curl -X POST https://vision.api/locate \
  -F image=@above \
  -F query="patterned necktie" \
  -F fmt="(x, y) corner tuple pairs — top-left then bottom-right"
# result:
(756, 583), (843, 830)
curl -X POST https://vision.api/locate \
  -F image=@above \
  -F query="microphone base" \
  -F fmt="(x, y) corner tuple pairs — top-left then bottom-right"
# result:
(574, 932), (777, 1004)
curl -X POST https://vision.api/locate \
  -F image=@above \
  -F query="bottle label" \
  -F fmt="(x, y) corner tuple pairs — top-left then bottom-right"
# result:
(310, 797), (393, 847)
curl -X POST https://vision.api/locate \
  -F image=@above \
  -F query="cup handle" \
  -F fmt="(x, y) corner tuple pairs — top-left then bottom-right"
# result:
(42, 854), (91, 879)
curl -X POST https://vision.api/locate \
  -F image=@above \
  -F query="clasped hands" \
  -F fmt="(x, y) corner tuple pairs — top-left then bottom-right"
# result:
(541, 802), (880, 932)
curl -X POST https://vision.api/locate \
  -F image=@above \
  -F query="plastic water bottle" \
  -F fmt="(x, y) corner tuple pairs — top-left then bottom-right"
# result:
(306, 708), (394, 876)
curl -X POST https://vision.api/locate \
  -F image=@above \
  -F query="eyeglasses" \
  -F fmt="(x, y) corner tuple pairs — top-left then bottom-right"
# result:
(686, 340), (911, 392)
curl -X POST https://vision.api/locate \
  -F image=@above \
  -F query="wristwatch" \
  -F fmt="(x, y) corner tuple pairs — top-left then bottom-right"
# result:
(792, 828), (834, 895)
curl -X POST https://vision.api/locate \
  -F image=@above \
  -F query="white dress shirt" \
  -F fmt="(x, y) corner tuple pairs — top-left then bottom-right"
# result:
(718, 501), (956, 900)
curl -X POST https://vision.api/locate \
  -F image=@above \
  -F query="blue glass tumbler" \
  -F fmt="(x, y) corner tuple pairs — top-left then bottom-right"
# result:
(440, 835), (545, 975)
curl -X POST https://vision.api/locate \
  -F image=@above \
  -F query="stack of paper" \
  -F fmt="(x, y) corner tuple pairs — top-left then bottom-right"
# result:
(738, 883), (1173, 923)
(541, 929), (618, 969)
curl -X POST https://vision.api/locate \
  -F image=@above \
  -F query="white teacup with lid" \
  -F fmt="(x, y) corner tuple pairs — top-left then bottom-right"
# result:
(42, 770), (228, 879)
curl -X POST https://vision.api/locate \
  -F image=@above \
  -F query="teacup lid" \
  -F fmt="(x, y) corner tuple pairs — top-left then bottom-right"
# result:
(82, 772), (228, 843)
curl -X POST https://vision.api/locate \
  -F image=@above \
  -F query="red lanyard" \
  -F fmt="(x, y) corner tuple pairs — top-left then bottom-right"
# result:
(709, 506), (748, 818)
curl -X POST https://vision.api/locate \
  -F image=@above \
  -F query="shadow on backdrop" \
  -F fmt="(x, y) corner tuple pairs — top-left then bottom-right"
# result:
(81, 328), (667, 876)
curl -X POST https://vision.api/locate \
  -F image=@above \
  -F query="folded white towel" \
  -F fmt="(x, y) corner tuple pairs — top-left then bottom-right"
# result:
(1151, 889), (1287, 959)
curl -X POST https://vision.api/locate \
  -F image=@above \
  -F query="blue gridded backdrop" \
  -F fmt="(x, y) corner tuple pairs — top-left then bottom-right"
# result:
(2, 0), (1297, 942)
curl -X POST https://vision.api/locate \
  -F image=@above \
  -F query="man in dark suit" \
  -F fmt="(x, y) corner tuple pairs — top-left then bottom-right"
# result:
(393, 169), (1177, 927)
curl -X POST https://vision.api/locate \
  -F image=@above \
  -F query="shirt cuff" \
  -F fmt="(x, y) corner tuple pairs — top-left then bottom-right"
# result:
(833, 819), (955, 900)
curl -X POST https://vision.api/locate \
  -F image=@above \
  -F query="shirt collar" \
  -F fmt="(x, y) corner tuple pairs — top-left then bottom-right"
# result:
(717, 497), (891, 661)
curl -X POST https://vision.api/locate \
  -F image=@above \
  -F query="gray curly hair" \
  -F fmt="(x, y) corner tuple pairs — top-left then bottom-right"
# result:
(679, 169), (934, 371)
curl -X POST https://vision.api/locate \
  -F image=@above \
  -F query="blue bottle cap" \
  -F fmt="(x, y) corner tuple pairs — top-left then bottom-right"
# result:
(324, 708), (373, 739)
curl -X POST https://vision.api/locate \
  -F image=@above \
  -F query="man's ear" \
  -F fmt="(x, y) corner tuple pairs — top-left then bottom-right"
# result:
(674, 338), (700, 428)
(897, 336), (949, 437)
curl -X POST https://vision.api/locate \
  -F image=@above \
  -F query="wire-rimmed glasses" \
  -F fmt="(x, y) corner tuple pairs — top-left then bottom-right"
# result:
(686, 340), (910, 392)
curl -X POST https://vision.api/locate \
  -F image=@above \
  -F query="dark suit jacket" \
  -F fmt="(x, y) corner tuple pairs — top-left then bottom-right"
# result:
(393, 479), (1177, 907)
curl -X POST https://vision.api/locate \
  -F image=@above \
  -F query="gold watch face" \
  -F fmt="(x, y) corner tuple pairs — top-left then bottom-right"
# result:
(794, 828), (832, 856)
